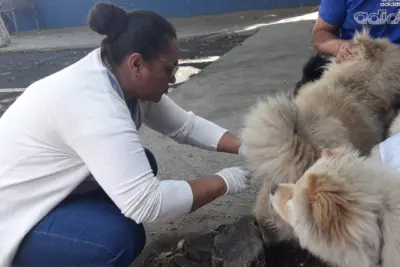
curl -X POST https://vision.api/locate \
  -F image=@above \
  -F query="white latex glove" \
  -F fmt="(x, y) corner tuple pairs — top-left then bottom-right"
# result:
(238, 143), (247, 157)
(216, 167), (251, 195)
(374, 133), (400, 170)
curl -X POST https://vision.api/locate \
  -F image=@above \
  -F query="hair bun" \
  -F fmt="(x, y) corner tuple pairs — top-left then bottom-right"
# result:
(88, 2), (128, 40)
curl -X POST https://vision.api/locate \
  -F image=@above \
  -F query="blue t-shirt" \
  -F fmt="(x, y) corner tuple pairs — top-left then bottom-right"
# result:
(319, 0), (400, 44)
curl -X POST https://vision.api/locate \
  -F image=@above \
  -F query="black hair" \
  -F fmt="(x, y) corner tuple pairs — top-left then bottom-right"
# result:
(87, 2), (177, 66)
(293, 53), (332, 97)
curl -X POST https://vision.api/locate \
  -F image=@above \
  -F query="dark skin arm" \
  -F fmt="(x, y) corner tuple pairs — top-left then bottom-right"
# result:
(312, 15), (343, 56)
(216, 131), (242, 154)
(312, 15), (358, 63)
(187, 175), (227, 212)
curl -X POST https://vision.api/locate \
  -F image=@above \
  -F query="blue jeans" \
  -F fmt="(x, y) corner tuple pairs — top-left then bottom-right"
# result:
(12, 148), (158, 267)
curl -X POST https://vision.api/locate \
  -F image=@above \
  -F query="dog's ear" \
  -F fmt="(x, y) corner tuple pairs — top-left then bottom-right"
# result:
(352, 27), (390, 60)
(307, 173), (353, 243)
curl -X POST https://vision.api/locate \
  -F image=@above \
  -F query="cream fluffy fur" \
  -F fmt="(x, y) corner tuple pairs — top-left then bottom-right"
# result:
(270, 146), (400, 267)
(240, 29), (400, 244)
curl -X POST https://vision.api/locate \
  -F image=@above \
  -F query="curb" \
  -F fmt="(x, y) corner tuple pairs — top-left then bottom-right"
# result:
(0, 27), (260, 54)
(180, 27), (260, 42)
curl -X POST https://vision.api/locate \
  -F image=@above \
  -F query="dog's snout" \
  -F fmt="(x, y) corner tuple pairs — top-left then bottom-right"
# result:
(270, 183), (278, 196)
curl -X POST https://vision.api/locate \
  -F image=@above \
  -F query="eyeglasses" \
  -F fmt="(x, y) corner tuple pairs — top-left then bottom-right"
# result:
(159, 57), (179, 78)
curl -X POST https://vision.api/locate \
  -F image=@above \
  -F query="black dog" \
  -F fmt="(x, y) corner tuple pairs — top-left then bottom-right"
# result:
(293, 53), (332, 97)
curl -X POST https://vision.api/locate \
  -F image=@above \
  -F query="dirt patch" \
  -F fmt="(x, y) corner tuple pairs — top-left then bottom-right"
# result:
(132, 216), (328, 267)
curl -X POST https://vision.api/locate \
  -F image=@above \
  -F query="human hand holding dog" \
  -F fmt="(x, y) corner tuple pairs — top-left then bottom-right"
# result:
(336, 40), (358, 63)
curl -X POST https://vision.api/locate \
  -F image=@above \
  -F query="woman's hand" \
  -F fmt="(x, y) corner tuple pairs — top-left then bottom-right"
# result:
(217, 131), (242, 154)
(216, 132), (249, 158)
(216, 166), (251, 195)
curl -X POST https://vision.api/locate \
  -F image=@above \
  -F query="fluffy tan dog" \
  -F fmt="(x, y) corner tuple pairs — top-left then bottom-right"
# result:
(240, 29), (400, 244)
(270, 145), (400, 267)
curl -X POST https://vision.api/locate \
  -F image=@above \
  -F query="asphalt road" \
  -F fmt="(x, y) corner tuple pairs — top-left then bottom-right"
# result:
(0, 32), (253, 89)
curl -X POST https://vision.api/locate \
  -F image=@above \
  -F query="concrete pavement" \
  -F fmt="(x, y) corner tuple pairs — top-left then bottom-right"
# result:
(0, 7), (317, 54)
(139, 19), (317, 243)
